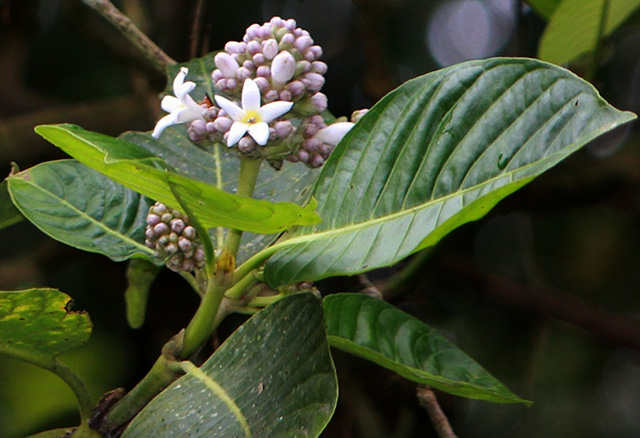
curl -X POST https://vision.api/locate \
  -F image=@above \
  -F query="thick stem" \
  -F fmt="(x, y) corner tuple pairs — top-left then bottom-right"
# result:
(80, 0), (176, 73)
(180, 282), (227, 359)
(105, 354), (182, 426)
(224, 158), (262, 258)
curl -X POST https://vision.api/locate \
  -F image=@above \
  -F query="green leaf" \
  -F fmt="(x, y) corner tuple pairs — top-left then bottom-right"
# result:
(124, 259), (162, 329)
(122, 127), (318, 263)
(538, 0), (640, 65)
(7, 160), (154, 262)
(526, 0), (561, 19)
(324, 294), (529, 404)
(0, 288), (92, 364)
(0, 179), (24, 229)
(123, 293), (337, 438)
(263, 58), (636, 286)
(35, 124), (320, 235)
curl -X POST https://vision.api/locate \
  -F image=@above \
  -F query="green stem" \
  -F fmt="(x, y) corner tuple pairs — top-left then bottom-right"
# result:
(180, 281), (227, 359)
(51, 359), (94, 421)
(225, 270), (259, 300)
(224, 158), (262, 258)
(106, 354), (182, 425)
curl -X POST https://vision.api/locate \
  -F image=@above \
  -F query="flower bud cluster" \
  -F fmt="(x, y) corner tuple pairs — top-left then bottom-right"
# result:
(183, 17), (360, 168)
(145, 202), (206, 272)
(211, 16), (327, 106)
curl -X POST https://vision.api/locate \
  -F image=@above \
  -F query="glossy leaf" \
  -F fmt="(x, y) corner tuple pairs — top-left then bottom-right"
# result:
(0, 179), (23, 229)
(35, 124), (320, 235)
(263, 58), (636, 286)
(0, 288), (92, 364)
(123, 293), (337, 438)
(324, 294), (529, 404)
(7, 160), (154, 261)
(539, 0), (640, 65)
(122, 127), (317, 263)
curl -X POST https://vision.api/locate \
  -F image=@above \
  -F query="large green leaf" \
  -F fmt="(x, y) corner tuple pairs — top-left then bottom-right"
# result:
(123, 293), (337, 438)
(7, 160), (153, 262)
(35, 124), (320, 235)
(122, 126), (317, 263)
(263, 58), (636, 286)
(538, 0), (640, 65)
(324, 294), (528, 404)
(0, 179), (24, 229)
(0, 288), (92, 364)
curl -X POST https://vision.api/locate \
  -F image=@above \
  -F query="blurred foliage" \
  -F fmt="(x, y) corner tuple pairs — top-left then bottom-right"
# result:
(1, 0), (640, 437)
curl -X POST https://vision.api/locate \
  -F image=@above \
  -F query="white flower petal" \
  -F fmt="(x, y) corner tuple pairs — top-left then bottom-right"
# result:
(173, 68), (189, 96)
(215, 95), (244, 121)
(242, 79), (262, 111)
(176, 81), (196, 99)
(227, 122), (249, 147)
(152, 113), (179, 138)
(161, 95), (183, 113)
(313, 122), (355, 146)
(259, 101), (293, 123)
(248, 122), (270, 146)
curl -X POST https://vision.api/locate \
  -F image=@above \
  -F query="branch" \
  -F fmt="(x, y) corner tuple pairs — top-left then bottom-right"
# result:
(80, 0), (176, 73)
(416, 385), (457, 438)
(440, 257), (640, 352)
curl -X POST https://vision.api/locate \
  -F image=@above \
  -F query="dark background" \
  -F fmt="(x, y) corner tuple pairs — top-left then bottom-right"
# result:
(1, 0), (640, 437)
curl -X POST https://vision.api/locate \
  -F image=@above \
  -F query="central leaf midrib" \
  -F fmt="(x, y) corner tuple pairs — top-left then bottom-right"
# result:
(12, 174), (151, 255)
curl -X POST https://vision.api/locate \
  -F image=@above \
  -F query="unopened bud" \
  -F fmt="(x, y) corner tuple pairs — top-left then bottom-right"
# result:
(214, 52), (239, 78)
(271, 51), (296, 85)
(263, 39), (279, 60)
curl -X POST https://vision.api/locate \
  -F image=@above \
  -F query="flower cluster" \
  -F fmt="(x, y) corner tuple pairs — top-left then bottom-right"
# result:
(145, 202), (206, 272)
(152, 17), (365, 168)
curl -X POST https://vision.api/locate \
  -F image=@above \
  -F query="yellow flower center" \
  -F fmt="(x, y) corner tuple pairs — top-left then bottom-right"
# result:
(241, 110), (262, 124)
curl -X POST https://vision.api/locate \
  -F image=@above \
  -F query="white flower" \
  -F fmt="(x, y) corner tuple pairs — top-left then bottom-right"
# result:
(214, 79), (293, 147)
(313, 122), (354, 146)
(151, 67), (206, 138)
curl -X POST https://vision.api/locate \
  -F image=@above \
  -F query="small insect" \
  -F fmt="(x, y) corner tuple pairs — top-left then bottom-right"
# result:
(256, 382), (264, 394)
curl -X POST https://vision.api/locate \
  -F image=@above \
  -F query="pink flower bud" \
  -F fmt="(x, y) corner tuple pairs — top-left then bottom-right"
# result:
(271, 51), (296, 84)
(265, 89), (279, 102)
(274, 121), (294, 138)
(280, 33), (295, 46)
(309, 45), (323, 59)
(263, 39), (279, 60)
(237, 66), (252, 81)
(294, 35), (313, 52)
(310, 92), (328, 111)
(245, 24), (261, 40)
(254, 76), (270, 91)
(242, 60), (255, 70)
(211, 69), (223, 82)
(214, 52), (239, 78)
(247, 40), (261, 55)
(311, 61), (328, 74)
(286, 80), (305, 96)
(253, 53), (266, 65)
(279, 90), (292, 101)
(256, 65), (271, 78)
(301, 72), (325, 92)
(225, 41), (246, 54)
(285, 19), (297, 31)
(213, 117), (232, 133)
